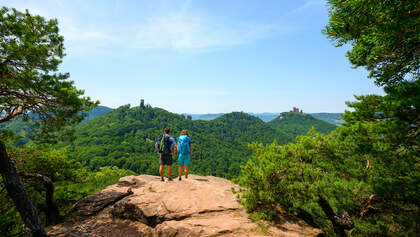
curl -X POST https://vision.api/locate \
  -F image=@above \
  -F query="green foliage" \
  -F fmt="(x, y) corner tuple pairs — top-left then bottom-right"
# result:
(0, 105), (113, 146)
(0, 7), (124, 236)
(56, 105), (294, 179)
(0, 144), (134, 235)
(343, 81), (420, 148)
(0, 118), (34, 146)
(0, 7), (98, 143)
(54, 166), (135, 215)
(324, 0), (420, 87)
(236, 122), (419, 235)
(238, 1), (420, 235)
(268, 112), (337, 137)
(0, 182), (22, 236)
(8, 145), (81, 181)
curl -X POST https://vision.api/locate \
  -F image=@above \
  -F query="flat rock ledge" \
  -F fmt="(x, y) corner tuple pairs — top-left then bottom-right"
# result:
(46, 175), (321, 237)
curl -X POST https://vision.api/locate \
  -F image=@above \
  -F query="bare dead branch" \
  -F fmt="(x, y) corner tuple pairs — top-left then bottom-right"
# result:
(0, 105), (24, 123)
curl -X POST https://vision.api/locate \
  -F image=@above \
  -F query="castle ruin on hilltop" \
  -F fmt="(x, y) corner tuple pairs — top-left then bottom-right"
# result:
(290, 107), (304, 114)
(279, 107), (305, 119)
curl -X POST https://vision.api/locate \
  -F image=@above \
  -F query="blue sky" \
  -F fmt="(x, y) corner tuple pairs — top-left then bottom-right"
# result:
(4, 0), (383, 113)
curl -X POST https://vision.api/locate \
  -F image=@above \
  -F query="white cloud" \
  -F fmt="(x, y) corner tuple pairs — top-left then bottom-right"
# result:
(1, 0), (299, 53)
(132, 14), (271, 51)
(301, 0), (325, 9)
(2, 0), (116, 54)
(286, 0), (326, 16)
(61, 24), (112, 41)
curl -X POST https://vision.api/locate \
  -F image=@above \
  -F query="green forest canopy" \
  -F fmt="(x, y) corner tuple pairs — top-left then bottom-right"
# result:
(0, 6), (98, 235)
(236, 0), (420, 236)
(2, 1), (419, 236)
(57, 104), (335, 179)
(268, 112), (337, 137)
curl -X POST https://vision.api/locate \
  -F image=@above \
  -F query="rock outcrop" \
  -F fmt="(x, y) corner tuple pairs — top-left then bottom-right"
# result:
(46, 175), (320, 236)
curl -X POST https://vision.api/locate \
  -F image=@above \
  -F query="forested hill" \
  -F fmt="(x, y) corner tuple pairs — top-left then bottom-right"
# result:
(310, 113), (344, 126)
(268, 112), (337, 136)
(3, 104), (337, 179)
(57, 105), (293, 179)
(83, 105), (113, 122)
(189, 113), (224, 120)
(189, 112), (343, 125)
(0, 105), (113, 146)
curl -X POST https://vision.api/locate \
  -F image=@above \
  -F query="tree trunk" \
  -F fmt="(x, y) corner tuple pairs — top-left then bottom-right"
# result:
(0, 141), (46, 237)
(21, 173), (60, 225)
(318, 195), (347, 237)
(297, 208), (319, 228)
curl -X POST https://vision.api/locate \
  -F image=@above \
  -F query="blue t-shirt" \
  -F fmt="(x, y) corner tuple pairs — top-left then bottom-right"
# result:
(166, 135), (176, 146)
(177, 135), (192, 145)
(177, 135), (192, 154)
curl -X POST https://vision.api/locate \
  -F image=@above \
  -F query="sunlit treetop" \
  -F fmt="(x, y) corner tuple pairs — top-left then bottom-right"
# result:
(324, 0), (420, 86)
(0, 7), (98, 143)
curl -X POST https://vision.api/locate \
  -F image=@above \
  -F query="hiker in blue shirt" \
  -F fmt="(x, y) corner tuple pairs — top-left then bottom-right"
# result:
(177, 129), (193, 181)
(155, 128), (177, 182)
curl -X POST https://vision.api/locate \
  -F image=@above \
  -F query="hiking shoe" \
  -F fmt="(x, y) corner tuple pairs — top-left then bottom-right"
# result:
(161, 177), (164, 182)
(168, 178), (173, 181)
(178, 177), (182, 181)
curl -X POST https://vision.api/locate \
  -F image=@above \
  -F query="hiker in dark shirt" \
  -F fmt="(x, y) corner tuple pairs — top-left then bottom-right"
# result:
(155, 128), (177, 182)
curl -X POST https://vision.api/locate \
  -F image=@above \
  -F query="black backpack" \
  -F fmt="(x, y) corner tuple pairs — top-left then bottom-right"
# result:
(157, 134), (172, 154)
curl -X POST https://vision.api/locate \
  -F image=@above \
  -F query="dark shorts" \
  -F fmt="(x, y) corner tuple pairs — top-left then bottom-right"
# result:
(159, 154), (173, 165)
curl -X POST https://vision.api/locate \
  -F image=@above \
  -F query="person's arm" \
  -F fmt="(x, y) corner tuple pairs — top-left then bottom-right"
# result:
(172, 138), (177, 156)
(189, 143), (193, 156)
(173, 144), (178, 156)
(155, 143), (158, 153)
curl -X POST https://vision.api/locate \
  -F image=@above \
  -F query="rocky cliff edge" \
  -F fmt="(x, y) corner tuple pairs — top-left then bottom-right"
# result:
(46, 175), (320, 237)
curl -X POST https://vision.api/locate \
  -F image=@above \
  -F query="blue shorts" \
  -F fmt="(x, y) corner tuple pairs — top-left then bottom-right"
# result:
(178, 153), (191, 166)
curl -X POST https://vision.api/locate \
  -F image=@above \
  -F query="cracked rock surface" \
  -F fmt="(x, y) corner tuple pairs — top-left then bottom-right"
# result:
(46, 175), (320, 236)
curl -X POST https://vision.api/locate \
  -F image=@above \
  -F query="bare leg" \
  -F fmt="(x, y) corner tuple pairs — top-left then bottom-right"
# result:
(185, 166), (188, 179)
(179, 165), (183, 179)
(168, 165), (172, 179)
(159, 165), (164, 178)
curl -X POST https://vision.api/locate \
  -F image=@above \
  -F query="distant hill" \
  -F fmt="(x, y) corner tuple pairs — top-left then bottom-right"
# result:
(58, 105), (293, 179)
(188, 113), (280, 122)
(189, 113), (224, 120)
(83, 105), (114, 122)
(268, 112), (337, 137)
(248, 113), (280, 122)
(0, 105), (113, 145)
(0, 117), (34, 146)
(188, 112), (343, 125)
(2, 104), (339, 178)
(2, 105), (342, 148)
(310, 113), (344, 126)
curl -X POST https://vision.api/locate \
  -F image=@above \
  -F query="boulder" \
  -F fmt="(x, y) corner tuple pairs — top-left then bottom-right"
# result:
(70, 189), (133, 221)
(46, 175), (320, 236)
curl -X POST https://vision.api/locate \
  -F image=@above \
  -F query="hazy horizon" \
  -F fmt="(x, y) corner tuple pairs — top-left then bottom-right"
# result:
(98, 103), (344, 114)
